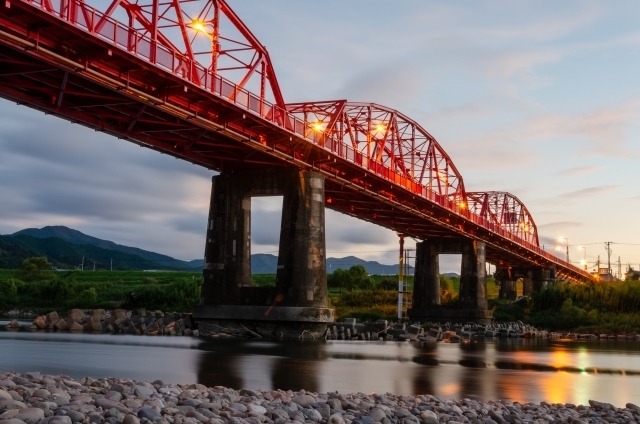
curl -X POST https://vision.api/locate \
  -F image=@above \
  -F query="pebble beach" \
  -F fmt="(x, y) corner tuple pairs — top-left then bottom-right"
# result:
(1, 372), (640, 424)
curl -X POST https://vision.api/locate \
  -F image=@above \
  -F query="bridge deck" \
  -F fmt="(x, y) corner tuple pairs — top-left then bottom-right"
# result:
(0, 0), (594, 282)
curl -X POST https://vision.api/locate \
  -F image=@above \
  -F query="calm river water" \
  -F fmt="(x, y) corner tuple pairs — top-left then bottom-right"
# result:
(2, 320), (640, 407)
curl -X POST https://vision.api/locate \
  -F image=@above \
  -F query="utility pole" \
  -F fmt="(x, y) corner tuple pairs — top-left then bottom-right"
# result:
(81, 256), (84, 271)
(397, 234), (405, 320)
(93, 261), (96, 271)
(604, 242), (614, 275)
(111, 258), (113, 272)
(618, 256), (621, 280)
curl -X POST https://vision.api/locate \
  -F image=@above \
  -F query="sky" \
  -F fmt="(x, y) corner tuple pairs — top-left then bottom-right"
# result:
(1, 0), (640, 274)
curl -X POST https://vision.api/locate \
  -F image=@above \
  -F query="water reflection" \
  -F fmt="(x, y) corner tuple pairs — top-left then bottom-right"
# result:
(2, 329), (640, 406)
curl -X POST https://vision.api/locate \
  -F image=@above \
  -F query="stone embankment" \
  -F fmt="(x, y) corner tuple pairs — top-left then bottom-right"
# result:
(7, 313), (640, 341)
(0, 372), (640, 424)
(5, 310), (198, 337)
(327, 319), (640, 342)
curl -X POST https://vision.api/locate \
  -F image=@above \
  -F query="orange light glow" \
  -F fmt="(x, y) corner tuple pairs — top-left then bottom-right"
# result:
(191, 20), (206, 32)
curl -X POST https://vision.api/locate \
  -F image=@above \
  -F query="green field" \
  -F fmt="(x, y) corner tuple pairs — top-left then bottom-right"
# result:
(0, 269), (201, 313)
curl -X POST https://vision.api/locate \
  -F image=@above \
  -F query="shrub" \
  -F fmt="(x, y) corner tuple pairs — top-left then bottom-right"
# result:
(0, 279), (18, 310)
(13, 257), (54, 282)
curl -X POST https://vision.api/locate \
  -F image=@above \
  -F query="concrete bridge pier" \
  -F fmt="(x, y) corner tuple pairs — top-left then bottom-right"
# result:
(193, 168), (334, 338)
(408, 239), (492, 324)
(533, 266), (556, 292)
(496, 267), (517, 300)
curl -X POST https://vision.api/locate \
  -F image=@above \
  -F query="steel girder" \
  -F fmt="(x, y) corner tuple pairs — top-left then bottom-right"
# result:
(286, 100), (466, 205)
(21, 0), (285, 109)
(0, 0), (595, 283)
(467, 192), (539, 247)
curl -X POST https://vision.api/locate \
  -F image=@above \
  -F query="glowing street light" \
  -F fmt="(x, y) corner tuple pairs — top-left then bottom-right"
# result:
(191, 19), (206, 32)
(578, 246), (587, 271)
(310, 121), (324, 132)
(373, 123), (386, 133)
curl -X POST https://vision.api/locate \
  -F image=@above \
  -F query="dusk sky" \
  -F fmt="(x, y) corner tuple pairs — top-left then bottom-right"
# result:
(1, 0), (639, 273)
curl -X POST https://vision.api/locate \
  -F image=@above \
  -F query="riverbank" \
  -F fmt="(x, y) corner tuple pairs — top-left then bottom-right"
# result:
(0, 371), (639, 424)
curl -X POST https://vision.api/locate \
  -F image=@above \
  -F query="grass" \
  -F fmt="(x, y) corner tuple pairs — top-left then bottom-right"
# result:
(1, 270), (201, 313)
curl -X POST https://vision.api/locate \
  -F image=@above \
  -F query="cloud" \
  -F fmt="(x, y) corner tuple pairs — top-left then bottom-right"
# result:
(339, 64), (426, 108)
(562, 185), (619, 199)
(553, 165), (599, 177)
(538, 221), (583, 229)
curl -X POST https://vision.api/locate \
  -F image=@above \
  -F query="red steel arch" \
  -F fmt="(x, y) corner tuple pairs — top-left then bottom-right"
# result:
(31, 0), (286, 109)
(286, 100), (466, 204)
(467, 192), (539, 246)
(0, 0), (593, 281)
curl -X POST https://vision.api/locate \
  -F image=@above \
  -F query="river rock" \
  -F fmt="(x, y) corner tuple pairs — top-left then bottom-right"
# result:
(13, 408), (44, 422)
(44, 312), (59, 327)
(31, 389), (50, 400)
(0, 419), (28, 424)
(65, 410), (86, 423)
(42, 416), (72, 424)
(0, 400), (28, 411)
(328, 414), (345, 424)
(122, 415), (139, 424)
(83, 316), (102, 332)
(68, 322), (83, 332)
(32, 316), (47, 330)
(0, 391), (11, 402)
(67, 309), (84, 324)
(89, 309), (106, 321)
(5, 320), (20, 329)
(53, 319), (69, 331)
(108, 310), (128, 325)
(94, 398), (128, 413)
(136, 408), (161, 420)
(291, 395), (315, 408)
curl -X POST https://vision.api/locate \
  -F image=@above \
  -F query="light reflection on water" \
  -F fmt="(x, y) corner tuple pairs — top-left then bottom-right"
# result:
(2, 329), (640, 406)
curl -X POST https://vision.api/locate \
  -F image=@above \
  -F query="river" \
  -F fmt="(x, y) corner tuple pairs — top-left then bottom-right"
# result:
(2, 320), (640, 407)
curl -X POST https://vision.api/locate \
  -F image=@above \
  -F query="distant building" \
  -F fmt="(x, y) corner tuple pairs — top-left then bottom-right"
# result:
(625, 268), (640, 281)
(591, 267), (618, 282)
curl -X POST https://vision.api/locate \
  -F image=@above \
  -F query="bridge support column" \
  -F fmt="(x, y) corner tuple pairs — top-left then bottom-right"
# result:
(194, 169), (333, 338)
(497, 267), (517, 300)
(500, 280), (517, 300)
(412, 241), (441, 308)
(533, 266), (556, 292)
(408, 239), (492, 324)
(522, 272), (534, 296)
(459, 241), (487, 310)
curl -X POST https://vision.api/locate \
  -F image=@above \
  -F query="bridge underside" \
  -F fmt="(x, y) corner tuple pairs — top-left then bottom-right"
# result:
(0, 1), (591, 284)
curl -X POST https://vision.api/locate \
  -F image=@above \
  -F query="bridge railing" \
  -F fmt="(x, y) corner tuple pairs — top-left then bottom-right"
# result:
(22, 0), (592, 281)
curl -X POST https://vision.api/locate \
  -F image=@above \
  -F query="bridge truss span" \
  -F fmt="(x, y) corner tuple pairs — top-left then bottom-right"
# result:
(286, 100), (466, 206)
(0, 0), (594, 283)
(467, 191), (539, 247)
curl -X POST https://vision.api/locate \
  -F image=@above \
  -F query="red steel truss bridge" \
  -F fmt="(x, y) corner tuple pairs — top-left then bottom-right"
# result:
(0, 0), (594, 282)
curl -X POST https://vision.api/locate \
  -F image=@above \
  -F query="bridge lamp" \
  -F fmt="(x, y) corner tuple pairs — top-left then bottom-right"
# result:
(372, 123), (386, 133)
(578, 246), (587, 271)
(311, 121), (324, 132)
(191, 20), (206, 32)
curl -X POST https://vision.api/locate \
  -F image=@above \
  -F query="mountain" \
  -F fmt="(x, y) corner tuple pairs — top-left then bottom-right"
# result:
(250, 253), (409, 275)
(251, 253), (278, 274)
(327, 256), (411, 275)
(1, 234), (180, 271)
(13, 226), (199, 269)
(4, 226), (411, 275)
(0, 236), (43, 269)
